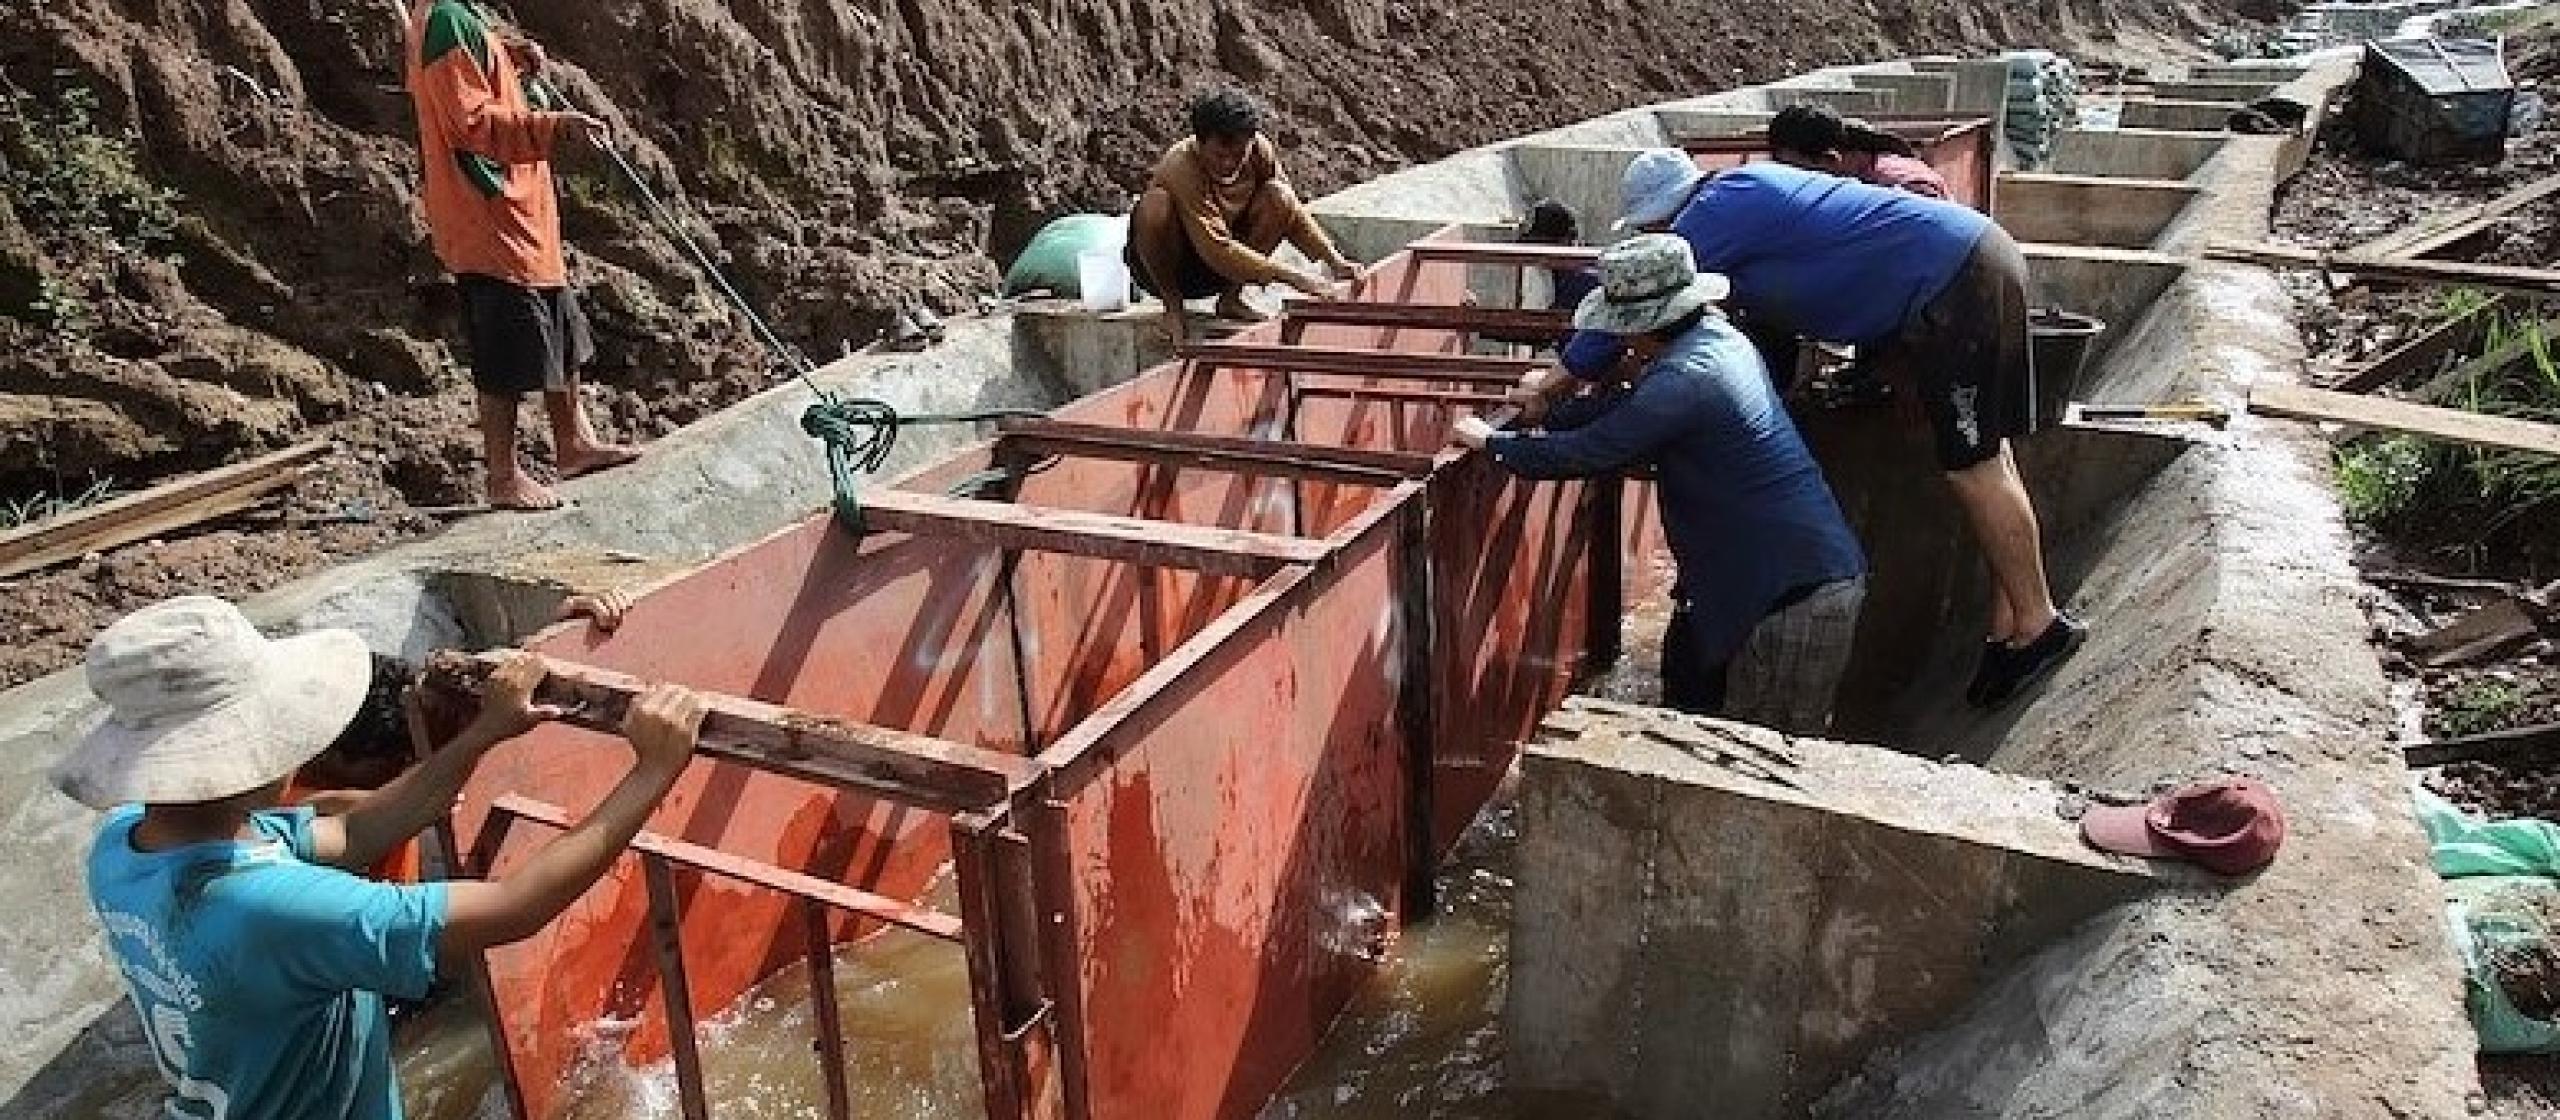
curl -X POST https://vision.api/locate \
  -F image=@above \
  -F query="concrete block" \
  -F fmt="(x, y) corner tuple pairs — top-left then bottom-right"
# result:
(1768, 85), (1895, 115)
(1010, 299), (1178, 398)
(2024, 244), (2187, 372)
(1950, 59), (2012, 117)
(1995, 172), (2201, 249)
(1654, 108), (1770, 140)
(2147, 80), (2278, 104)
(2048, 128), (2228, 181)
(1850, 72), (1954, 112)
(1508, 699), (2152, 1119)
(1511, 144), (1647, 240)
(2120, 98), (2244, 132)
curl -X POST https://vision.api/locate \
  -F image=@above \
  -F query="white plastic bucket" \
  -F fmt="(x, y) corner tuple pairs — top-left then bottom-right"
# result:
(1076, 250), (1130, 312)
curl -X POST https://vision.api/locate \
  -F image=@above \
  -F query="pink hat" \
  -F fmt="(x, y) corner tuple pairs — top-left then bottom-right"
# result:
(2081, 777), (2287, 876)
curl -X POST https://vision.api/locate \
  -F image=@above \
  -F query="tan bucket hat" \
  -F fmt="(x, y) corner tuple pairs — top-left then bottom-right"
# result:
(52, 596), (371, 810)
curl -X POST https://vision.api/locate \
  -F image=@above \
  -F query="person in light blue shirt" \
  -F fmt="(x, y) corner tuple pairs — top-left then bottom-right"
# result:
(1528, 150), (2084, 708)
(1457, 235), (1866, 733)
(54, 595), (707, 1119)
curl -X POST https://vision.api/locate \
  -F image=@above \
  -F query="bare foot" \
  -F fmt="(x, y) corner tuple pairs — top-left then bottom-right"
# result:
(558, 442), (642, 480)
(1213, 293), (1270, 323)
(488, 473), (563, 511)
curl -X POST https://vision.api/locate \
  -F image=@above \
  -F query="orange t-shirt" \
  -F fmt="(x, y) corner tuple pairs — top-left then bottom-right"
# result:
(404, 0), (569, 286)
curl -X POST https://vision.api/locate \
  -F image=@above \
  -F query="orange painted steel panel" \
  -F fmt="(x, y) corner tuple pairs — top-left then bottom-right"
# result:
(1043, 520), (1413, 1120)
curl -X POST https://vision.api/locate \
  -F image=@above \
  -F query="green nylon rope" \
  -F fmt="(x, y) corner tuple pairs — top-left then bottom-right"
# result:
(539, 75), (1046, 532)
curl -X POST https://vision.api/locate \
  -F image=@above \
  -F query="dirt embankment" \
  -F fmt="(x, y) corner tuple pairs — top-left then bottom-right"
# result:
(0, 0), (2239, 688)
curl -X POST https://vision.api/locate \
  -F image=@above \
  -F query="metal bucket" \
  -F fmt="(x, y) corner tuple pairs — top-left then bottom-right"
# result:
(2031, 307), (2107, 422)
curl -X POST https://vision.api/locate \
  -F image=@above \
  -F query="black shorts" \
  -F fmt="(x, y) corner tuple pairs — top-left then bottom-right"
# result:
(1889, 225), (2036, 472)
(458, 274), (593, 395)
(1126, 229), (1228, 300)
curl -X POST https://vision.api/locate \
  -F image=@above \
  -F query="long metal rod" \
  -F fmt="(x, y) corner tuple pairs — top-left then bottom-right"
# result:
(641, 854), (714, 1120)
(802, 900), (854, 1120)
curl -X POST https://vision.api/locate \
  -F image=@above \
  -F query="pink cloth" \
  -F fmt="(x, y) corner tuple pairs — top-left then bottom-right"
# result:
(1867, 154), (1949, 199)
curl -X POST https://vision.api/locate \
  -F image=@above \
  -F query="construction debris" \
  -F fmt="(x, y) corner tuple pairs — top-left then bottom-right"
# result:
(0, 442), (330, 580)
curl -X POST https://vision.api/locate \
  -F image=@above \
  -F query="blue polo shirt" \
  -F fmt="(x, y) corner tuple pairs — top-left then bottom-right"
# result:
(86, 805), (448, 1120)
(1563, 162), (1991, 375)
(1487, 313), (1865, 663)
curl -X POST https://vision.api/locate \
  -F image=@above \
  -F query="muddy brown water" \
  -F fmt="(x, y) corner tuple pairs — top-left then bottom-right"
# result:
(378, 797), (1543, 1120)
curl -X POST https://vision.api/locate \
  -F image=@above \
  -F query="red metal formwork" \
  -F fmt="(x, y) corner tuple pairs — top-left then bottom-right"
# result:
(448, 223), (1655, 1120)
(1684, 116), (1999, 212)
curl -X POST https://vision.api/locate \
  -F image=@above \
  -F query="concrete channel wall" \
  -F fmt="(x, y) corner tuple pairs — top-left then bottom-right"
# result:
(0, 52), (2478, 1120)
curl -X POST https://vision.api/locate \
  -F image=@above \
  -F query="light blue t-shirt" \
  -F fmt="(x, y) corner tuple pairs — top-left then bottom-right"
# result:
(86, 805), (448, 1120)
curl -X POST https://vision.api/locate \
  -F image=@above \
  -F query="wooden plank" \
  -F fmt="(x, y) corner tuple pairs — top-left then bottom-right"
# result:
(2409, 596), (2550, 668)
(2330, 295), (2505, 393)
(2404, 721), (2560, 768)
(858, 488), (1331, 578)
(1405, 242), (1604, 270)
(0, 440), (328, 578)
(1281, 301), (1573, 338)
(2249, 383), (2560, 458)
(425, 651), (1033, 811)
(1183, 341), (1547, 379)
(2205, 240), (2560, 297)
(490, 794), (968, 940)
(993, 418), (1430, 486)
(2358, 170), (2560, 259)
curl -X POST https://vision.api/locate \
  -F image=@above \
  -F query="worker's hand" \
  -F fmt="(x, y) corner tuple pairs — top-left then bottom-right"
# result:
(557, 589), (633, 633)
(467, 652), (568, 741)
(1452, 415), (1497, 449)
(505, 40), (548, 77)
(1324, 258), (1366, 285)
(622, 683), (707, 776)
(1287, 270), (1342, 300)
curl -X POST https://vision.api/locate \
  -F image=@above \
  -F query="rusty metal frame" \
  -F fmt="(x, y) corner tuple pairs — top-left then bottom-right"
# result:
(443, 225), (1624, 1120)
(1278, 301), (1571, 340)
(1182, 340), (1547, 379)
(857, 488), (1334, 578)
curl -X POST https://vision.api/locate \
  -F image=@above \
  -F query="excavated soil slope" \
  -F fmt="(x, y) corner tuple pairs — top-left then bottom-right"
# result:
(0, 0), (2238, 686)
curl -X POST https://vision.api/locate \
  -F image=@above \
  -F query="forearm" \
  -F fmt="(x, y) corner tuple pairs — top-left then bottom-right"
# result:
(334, 723), (504, 870)
(448, 761), (684, 953)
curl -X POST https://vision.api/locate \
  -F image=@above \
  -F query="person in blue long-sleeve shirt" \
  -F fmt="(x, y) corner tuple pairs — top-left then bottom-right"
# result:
(1525, 150), (2085, 708)
(1455, 234), (1866, 733)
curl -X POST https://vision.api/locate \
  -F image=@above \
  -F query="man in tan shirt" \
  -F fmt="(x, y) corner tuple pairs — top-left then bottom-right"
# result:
(1125, 89), (1362, 341)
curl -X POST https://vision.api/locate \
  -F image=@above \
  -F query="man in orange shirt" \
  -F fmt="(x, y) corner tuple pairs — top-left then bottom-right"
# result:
(1125, 88), (1363, 343)
(406, 0), (638, 511)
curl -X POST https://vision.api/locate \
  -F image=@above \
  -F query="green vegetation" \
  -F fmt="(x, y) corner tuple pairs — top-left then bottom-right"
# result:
(0, 76), (181, 335)
(2333, 296), (2560, 545)
(0, 477), (117, 531)
(2436, 677), (2528, 739)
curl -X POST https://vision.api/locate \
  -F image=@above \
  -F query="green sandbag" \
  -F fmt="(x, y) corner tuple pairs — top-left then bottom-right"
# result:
(1004, 214), (1126, 297)
(2447, 876), (2560, 1053)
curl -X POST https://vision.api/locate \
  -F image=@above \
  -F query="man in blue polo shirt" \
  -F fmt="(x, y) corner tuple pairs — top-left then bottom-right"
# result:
(1456, 234), (1866, 733)
(1522, 150), (2084, 707)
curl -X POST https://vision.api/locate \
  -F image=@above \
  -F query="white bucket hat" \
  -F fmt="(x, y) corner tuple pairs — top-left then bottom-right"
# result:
(52, 596), (371, 810)
(1613, 148), (1708, 231)
(1572, 233), (1732, 337)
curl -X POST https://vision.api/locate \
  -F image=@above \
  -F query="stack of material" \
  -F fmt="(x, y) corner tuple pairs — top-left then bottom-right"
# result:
(2353, 37), (2515, 165)
(2003, 50), (2083, 169)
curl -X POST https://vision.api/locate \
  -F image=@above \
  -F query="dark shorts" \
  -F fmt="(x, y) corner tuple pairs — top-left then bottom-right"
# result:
(458, 274), (593, 396)
(1126, 226), (1229, 301)
(1127, 182), (1274, 301)
(1890, 225), (2036, 472)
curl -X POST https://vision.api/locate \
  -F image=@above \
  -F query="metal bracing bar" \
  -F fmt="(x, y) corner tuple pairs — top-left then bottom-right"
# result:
(425, 652), (1034, 813)
(858, 488), (1332, 579)
(1391, 503), (1439, 919)
(1181, 341), (1548, 379)
(641, 853), (713, 1120)
(1405, 242), (1603, 270)
(992, 418), (1430, 487)
(1279, 301), (1572, 338)
(488, 795), (967, 939)
(1293, 383), (1509, 408)
(801, 901), (854, 1120)
(1585, 478), (1624, 673)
